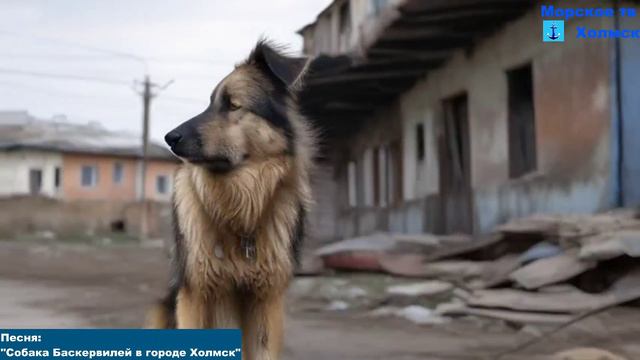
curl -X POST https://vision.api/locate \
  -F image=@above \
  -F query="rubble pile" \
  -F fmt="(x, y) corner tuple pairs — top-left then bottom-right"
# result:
(309, 209), (640, 326)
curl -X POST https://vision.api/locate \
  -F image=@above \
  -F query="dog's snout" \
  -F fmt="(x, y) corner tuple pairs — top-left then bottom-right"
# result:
(164, 130), (183, 148)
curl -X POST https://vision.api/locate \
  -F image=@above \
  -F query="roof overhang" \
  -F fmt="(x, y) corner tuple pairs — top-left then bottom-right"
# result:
(300, 0), (535, 141)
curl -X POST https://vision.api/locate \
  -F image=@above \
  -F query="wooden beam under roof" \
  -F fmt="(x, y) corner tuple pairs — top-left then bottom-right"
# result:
(306, 69), (425, 85)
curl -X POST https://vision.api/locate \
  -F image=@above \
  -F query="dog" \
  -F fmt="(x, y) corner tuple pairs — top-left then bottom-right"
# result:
(146, 40), (315, 360)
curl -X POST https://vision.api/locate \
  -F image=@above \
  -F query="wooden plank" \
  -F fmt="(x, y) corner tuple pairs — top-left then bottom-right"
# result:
(461, 288), (611, 314)
(509, 253), (596, 290)
(438, 304), (572, 325)
(306, 69), (425, 85)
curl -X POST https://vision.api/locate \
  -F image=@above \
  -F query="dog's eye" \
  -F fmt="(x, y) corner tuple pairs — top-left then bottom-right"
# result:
(229, 100), (241, 111)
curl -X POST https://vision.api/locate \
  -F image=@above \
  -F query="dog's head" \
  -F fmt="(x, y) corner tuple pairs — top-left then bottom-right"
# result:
(165, 40), (308, 174)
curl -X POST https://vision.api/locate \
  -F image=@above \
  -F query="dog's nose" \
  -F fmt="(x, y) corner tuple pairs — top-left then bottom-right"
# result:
(164, 131), (183, 148)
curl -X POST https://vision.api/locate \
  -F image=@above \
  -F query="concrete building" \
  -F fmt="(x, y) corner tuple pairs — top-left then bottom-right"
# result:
(299, 0), (640, 239)
(0, 111), (178, 202)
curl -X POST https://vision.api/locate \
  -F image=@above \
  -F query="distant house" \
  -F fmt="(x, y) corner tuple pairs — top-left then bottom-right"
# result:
(299, 0), (640, 239)
(0, 111), (178, 202)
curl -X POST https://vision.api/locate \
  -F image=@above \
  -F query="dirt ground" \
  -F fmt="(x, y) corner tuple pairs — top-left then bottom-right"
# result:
(1, 240), (639, 360)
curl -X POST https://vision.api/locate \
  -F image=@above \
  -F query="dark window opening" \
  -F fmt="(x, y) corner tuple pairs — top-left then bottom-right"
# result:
(339, 2), (351, 34)
(156, 175), (169, 195)
(29, 169), (43, 195)
(113, 162), (124, 184)
(54, 167), (61, 188)
(439, 93), (473, 234)
(441, 94), (471, 191)
(110, 220), (126, 233)
(81, 165), (98, 187)
(507, 64), (537, 178)
(416, 123), (425, 161)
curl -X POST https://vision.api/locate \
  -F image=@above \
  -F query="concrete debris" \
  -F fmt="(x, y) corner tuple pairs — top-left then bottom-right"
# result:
(457, 287), (608, 313)
(312, 208), (640, 327)
(386, 280), (453, 297)
(552, 347), (628, 360)
(438, 304), (572, 325)
(379, 254), (427, 277)
(578, 230), (640, 261)
(509, 253), (596, 290)
(325, 300), (349, 311)
(519, 241), (562, 264)
(368, 305), (449, 325)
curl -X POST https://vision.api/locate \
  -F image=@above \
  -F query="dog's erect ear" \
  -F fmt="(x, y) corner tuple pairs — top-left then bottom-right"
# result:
(248, 40), (308, 89)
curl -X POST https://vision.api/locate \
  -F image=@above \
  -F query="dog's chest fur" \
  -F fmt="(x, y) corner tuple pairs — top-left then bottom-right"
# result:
(173, 162), (301, 297)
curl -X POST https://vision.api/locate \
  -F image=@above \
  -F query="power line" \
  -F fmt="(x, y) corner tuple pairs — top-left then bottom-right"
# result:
(0, 67), (131, 86)
(0, 52), (231, 66)
(0, 29), (149, 72)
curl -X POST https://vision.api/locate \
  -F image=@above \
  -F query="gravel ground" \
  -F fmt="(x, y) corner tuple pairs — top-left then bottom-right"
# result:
(0, 240), (639, 359)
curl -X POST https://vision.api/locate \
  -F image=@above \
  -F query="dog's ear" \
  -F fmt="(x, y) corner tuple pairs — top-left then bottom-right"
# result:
(248, 40), (308, 89)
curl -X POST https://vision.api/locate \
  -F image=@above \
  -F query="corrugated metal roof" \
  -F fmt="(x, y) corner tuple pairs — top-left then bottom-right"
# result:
(0, 112), (176, 161)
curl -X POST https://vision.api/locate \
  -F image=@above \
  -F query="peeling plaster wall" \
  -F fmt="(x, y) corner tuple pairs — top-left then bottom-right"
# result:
(618, 3), (640, 207)
(400, 4), (616, 233)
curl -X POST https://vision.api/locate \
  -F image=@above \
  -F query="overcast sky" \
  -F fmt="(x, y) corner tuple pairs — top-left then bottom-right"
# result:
(0, 0), (331, 142)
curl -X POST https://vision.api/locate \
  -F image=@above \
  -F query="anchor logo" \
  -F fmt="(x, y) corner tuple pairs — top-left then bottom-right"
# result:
(542, 20), (565, 42)
(546, 23), (561, 40)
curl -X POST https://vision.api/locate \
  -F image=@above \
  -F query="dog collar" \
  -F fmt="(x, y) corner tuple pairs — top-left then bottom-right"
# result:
(240, 234), (256, 261)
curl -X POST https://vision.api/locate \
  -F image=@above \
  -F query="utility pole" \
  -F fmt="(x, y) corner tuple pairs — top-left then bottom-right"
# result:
(134, 75), (173, 241)
(140, 76), (152, 240)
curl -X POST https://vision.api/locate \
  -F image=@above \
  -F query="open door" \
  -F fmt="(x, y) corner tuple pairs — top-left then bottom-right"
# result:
(439, 94), (473, 234)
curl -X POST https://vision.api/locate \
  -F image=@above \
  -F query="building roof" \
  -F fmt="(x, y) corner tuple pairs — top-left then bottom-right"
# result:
(299, 0), (534, 138)
(0, 112), (176, 161)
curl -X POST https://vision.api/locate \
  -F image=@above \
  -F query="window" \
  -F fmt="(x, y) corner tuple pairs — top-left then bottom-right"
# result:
(339, 2), (351, 34)
(113, 162), (124, 184)
(338, 1), (351, 50)
(29, 169), (42, 195)
(81, 165), (98, 187)
(507, 64), (537, 178)
(156, 175), (169, 195)
(376, 146), (388, 207)
(347, 161), (357, 207)
(362, 149), (374, 206)
(54, 167), (61, 189)
(416, 123), (425, 162)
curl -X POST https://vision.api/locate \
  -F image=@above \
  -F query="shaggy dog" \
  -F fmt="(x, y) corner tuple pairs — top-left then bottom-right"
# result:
(147, 40), (314, 360)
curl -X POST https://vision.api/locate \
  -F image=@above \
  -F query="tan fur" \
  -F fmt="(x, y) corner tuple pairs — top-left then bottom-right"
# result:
(147, 68), (314, 360)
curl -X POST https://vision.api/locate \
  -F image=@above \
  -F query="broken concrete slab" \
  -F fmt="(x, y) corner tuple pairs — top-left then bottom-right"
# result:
(386, 280), (453, 297)
(552, 347), (628, 360)
(315, 233), (396, 257)
(476, 254), (521, 289)
(379, 254), (427, 277)
(459, 287), (609, 314)
(579, 230), (640, 261)
(437, 303), (572, 324)
(509, 253), (596, 290)
(421, 260), (491, 280)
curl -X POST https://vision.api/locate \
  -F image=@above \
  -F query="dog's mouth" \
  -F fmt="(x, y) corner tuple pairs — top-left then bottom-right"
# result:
(188, 155), (249, 175)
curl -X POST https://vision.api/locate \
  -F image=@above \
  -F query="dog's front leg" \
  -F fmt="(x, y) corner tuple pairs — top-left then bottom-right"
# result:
(242, 292), (285, 360)
(176, 287), (242, 328)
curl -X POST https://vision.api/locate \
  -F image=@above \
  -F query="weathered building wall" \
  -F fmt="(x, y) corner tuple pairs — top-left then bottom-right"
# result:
(62, 154), (139, 201)
(0, 150), (62, 197)
(62, 153), (177, 202)
(142, 161), (178, 202)
(618, 6), (640, 207)
(307, 162), (339, 246)
(400, 6), (615, 233)
(0, 196), (172, 240)
(333, 103), (404, 237)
